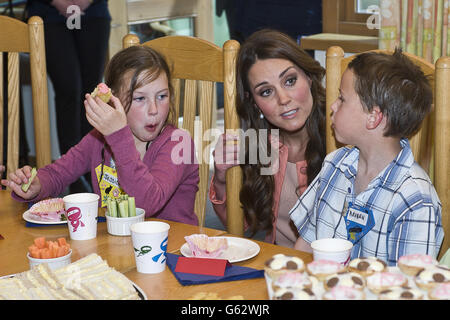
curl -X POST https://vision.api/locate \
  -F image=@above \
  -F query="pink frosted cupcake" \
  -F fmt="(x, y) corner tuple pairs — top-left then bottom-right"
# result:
(29, 198), (66, 222)
(91, 83), (112, 103)
(184, 234), (228, 258)
(306, 259), (347, 281)
(398, 253), (438, 276)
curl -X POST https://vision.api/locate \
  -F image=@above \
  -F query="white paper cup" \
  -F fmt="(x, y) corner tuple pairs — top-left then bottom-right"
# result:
(130, 221), (170, 274)
(311, 238), (353, 266)
(63, 193), (99, 240)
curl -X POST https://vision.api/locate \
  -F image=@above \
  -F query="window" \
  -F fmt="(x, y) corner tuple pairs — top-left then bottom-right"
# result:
(322, 0), (379, 36)
(356, 0), (380, 14)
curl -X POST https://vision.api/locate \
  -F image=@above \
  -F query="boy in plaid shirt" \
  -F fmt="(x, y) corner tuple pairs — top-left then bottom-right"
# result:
(290, 49), (443, 265)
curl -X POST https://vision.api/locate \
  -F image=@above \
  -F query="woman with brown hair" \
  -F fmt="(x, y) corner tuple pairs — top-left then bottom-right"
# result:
(209, 29), (326, 247)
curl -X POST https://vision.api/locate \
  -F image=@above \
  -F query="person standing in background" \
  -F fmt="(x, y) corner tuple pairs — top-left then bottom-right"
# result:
(216, 0), (322, 43)
(25, 0), (111, 193)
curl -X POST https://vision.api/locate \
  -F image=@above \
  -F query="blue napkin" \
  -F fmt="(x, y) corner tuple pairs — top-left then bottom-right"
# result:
(166, 253), (264, 286)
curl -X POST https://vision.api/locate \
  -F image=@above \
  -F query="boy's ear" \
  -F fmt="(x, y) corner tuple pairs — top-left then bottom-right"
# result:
(366, 106), (384, 130)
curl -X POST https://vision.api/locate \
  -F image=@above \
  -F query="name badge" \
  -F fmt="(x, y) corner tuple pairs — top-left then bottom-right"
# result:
(95, 163), (126, 207)
(344, 202), (375, 244)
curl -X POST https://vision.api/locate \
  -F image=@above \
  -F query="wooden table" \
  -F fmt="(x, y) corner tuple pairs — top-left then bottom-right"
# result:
(0, 190), (312, 300)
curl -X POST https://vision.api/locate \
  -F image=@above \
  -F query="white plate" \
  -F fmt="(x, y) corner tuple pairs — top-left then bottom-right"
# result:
(23, 210), (67, 225)
(180, 236), (260, 263)
(0, 274), (147, 300)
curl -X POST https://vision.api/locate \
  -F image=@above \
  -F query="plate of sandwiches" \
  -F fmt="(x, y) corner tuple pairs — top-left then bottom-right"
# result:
(0, 253), (146, 300)
(22, 198), (67, 225)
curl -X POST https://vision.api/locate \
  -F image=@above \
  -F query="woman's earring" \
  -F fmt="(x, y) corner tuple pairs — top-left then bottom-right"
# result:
(260, 113), (264, 119)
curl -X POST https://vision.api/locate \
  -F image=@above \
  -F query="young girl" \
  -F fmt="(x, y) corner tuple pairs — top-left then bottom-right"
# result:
(1, 46), (199, 225)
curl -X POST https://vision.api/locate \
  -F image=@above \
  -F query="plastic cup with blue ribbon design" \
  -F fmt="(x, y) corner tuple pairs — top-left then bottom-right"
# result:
(130, 221), (170, 274)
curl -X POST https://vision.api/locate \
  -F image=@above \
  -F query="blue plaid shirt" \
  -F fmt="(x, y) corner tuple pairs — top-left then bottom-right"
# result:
(289, 139), (443, 266)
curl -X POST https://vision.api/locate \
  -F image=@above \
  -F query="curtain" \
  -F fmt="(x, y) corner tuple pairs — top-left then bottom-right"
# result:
(379, 0), (449, 63)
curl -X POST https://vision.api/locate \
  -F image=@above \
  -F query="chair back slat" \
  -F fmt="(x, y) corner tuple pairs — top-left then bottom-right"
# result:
(0, 54), (3, 166)
(7, 52), (20, 176)
(0, 16), (52, 181)
(182, 79), (197, 139)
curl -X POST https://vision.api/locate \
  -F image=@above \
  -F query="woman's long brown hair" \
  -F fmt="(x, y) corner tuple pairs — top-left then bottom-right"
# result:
(236, 29), (326, 236)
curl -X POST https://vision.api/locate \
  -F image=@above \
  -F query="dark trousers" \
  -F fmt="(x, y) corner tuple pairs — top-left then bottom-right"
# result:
(44, 18), (110, 155)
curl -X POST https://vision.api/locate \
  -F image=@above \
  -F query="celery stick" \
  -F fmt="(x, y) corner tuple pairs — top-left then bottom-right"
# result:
(110, 199), (118, 217)
(118, 200), (128, 217)
(21, 167), (37, 192)
(106, 198), (111, 216)
(128, 197), (136, 217)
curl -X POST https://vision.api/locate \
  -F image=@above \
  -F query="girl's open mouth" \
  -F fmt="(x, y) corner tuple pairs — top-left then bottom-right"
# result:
(146, 124), (157, 132)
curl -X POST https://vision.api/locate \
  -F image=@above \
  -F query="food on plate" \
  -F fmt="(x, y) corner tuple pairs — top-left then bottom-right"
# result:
(378, 286), (424, 300)
(0, 253), (140, 300)
(306, 259), (347, 281)
(428, 282), (450, 300)
(188, 292), (244, 300)
(264, 254), (305, 279)
(91, 82), (112, 103)
(28, 237), (71, 259)
(322, 285), (365, 300)
(348, 256), (387, 277)
(28, 198), (66, 222)
(272, 271), (313, 291)
(184, 234), (228, 258)
(366, 271), (408, 294)
(398, 253), (438, 276)
(324, 272), (365, 291)
(21, 167), (37, 192)
(414, 264), (450, 291)
(272, 287), (317, 300)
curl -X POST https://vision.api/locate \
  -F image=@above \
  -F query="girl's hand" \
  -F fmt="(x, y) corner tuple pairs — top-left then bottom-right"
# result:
(0, 166), (41, 199)
(84, 94), (128, 136)
(212, 133), (240, 184)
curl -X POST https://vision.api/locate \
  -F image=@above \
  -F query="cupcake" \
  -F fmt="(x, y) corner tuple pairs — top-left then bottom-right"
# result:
(324, 272), (365, 291)
(272, 271), (312, 291)
(398, 253), (438, 276)
(272, 287), (316, 300)
(428, 282), (450, 300)
(378, 286), (424, 300)
(29, 198), (66, 222)
(91, 83), (112, 103)
(264, 254), (305, 279)
(184, 234), (228, 258)
(414, 265), (450, 291)
(348, 257), (386, 277)
(306, 259), (347, 281)
(366, 271), (408, 294)
(323, 285), (365, 300)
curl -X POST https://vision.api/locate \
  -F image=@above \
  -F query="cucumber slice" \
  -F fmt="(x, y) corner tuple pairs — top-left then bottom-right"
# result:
(21, 167), (37, 192)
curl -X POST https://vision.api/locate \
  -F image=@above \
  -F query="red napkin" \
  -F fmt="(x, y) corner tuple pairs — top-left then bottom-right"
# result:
(175, 256), (231, 276)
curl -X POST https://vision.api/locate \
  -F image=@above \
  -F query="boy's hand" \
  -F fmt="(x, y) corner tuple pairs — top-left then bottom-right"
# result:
(84, 94), (128, 136)
(0, 166), (41, 199)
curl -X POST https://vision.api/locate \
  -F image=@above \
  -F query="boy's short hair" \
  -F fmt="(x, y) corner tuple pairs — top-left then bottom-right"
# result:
(348, 48), (432, 138)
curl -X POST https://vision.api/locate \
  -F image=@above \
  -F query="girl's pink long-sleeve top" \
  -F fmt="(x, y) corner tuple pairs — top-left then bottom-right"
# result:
(13, 124), (199, 225)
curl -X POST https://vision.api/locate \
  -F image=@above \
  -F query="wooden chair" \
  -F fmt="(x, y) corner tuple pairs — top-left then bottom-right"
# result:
(123, 34), (240, 228)
(326, 46), (450, 259)
(0, 15), (52, 178)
